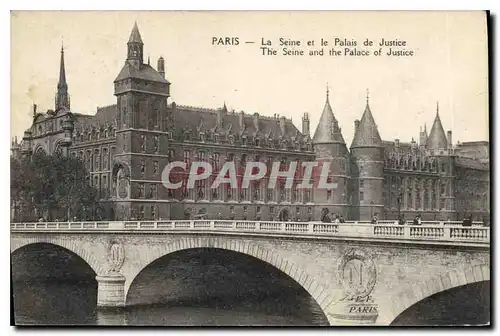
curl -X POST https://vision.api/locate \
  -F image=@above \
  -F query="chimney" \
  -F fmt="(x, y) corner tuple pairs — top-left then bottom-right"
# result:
(395, 139), (400, 148)
(32, 104), (37, 118)
(302, 112), (310, 136)
(447, 130), (452, 148)
(279, 116), (286, 135)
(239, 111), (245, 129)
(217, 106), (226, 128)
(253, 113), (260, 132)
(157, 57), (165, 78)
(354, 119), (360, 132)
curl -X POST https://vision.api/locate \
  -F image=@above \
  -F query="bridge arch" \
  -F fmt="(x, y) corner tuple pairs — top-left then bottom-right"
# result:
(385, 263), (490, 325)
(124, 237), (336, 317)
(11, 236), (104, 276)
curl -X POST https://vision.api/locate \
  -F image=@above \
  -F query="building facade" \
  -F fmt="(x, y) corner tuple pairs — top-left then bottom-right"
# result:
(11, 23), (490, 222)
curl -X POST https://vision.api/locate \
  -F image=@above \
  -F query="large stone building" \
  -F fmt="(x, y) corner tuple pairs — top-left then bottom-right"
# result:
(11, 23), (490, 223)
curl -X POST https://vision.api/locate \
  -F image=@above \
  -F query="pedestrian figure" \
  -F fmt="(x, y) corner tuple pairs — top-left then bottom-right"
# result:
(398, 215), (405, 225)
(321, 209), (331, 223)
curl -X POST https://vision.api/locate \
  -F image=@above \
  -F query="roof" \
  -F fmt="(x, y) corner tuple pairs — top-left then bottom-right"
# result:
(114, 62), (170, 84)
(171, 105), (302, 140)
(426, 107), (448, 149)
(66, 103), (303, 140)
(128, 22), (143, 44)
(350, 100), (382, 148)
(312, 92), (345, 145)
(455, 157), (489, 171)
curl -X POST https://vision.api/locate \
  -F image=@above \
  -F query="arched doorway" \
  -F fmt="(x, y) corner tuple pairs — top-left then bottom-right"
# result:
(278, 208), (289, 222)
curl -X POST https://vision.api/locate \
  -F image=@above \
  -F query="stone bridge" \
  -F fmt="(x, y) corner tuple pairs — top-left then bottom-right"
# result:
(11, 220), (490, 326)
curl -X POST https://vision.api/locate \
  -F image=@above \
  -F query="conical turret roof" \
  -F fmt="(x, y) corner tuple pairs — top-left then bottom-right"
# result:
(128, 21), (143, 44)
(426, 102), (448, 149)
(350, 93), (382, 148)
(312, 88), (345, 144)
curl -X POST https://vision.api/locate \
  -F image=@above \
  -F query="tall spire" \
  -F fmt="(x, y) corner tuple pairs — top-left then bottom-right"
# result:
(350, 90), (382, 148)
(426, 102), (448, 150)
(55, 43), (70, 110)
(128, 21), (143, 44)
(312, 87), (345, 144)
(127, 21), (144, 65)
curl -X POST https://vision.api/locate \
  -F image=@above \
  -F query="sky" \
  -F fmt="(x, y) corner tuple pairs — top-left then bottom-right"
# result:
(10, 11), (489, 146)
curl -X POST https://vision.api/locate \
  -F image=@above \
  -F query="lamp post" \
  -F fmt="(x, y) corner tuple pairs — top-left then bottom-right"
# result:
(370, 200), (374, 219)
(391, 181), (404, 220)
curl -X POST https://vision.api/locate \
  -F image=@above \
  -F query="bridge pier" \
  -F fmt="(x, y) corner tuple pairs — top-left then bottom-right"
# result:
(96, 274), (126, 308)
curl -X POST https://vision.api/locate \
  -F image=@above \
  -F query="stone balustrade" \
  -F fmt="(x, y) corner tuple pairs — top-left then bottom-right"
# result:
(10, 220), (489, 245)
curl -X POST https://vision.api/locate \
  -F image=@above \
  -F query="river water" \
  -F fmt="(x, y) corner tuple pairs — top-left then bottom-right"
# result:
(13, 281), (327, 326)
(12, 247), (329, 326)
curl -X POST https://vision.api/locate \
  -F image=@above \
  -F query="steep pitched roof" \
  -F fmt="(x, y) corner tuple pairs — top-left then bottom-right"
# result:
(426, 103), (448, 149)
(350, 97), (382, 148)
(171, 105), (301, 139)
(312, 90), (345, 145)
(128, 22), (143, 44)
(114, 62), (170, 84)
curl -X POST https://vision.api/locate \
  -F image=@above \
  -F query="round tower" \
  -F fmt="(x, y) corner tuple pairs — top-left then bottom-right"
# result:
(311, 87), (350, 220)
(350, 91), (384, 220)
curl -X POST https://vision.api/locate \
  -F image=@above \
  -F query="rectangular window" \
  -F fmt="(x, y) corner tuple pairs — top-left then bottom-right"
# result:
(308, 206), (312, 214)
(183, 150), (190, 164)
(153, 136), (159, 153)
(359, 191), (364, 202)
(139, 183), (145, 198)
(140, 160), (146, 177)
(213, 153), (220, 171)
(270, 206), (275, 214)
(153, 161), (159, 175)
(327, 190), (332, 200)
(359, 179), (364, 188)
(141, 135), (146, 153)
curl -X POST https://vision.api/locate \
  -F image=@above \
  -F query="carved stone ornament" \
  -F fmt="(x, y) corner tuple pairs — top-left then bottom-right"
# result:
(337, 248), (377, 301)
(108, 241), (125, 273)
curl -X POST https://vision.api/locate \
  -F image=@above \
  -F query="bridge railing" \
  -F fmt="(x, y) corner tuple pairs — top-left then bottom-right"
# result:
(10, 220), (490, 244)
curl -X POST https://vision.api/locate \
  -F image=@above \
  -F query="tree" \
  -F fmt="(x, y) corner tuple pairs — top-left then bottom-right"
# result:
(10, 152), (98, 221)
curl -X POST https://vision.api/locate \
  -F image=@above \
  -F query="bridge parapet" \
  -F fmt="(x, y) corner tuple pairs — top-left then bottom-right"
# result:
(11, 220), (489, 246)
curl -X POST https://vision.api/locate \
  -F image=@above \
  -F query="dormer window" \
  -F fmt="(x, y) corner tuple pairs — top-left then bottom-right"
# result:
(242, 136), (248, 146)
(255, 138), (260, 147)
(185, 132), (191, 141)
(200, 132), (205, 142)
(229, 135), (234, 145)
(214, 134), (219, 143)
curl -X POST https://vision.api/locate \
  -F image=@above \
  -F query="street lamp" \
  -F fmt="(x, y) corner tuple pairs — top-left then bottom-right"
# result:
(391, 182), (404, 221)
